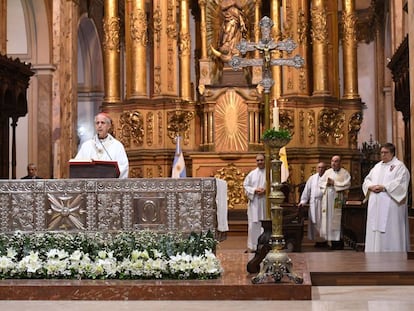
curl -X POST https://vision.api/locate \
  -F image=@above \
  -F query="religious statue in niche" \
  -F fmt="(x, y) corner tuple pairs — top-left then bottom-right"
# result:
(208, 0), (253, 83)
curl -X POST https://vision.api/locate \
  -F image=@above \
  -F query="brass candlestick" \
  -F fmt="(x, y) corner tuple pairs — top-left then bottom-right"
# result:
(252, 135), (303, 284)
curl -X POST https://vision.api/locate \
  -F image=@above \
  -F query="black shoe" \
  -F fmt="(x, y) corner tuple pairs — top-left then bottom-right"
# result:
(330, 241), (344, 250)
(314, 241), (328, 248)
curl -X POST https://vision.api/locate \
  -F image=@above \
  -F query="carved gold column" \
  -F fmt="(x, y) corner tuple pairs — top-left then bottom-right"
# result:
(198, 0), (207, 59)
(251, 0), (262, 84)
(125, 0), (147, 99)
(271, 0), (281, 100)
(53, 0), (79, 177)
(103, 0), (121, 104)
(0, 0), (6, 54)
(152, 0), (178, 97)
(180, 0), (191, 101)
(341, 0), (359, 99)
(311, 0), (329, 95)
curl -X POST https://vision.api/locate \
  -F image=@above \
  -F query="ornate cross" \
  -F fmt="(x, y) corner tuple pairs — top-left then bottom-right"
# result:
(229, 16), (304, 94)
(229, 16), (305, 285)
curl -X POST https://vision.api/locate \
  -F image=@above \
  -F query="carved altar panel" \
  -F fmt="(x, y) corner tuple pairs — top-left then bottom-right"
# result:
(0, 178), (221, 235)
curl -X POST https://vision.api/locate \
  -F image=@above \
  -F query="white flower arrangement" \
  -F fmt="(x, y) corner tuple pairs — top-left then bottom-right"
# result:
(0, 231), (222, 280)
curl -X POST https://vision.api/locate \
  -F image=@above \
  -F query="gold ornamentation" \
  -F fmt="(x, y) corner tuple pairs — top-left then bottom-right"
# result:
(318, 108), (345, 145)
(297, 10), (308, 44)
(311, 6), (328, 43)
(214, 90), (248, 152)
(166, 1), (177, 40)
(299, 110), (304, 143)
(214, 163), (247, 209)
(130, 10), (148, 46)
(299, 67), (307, 91)
(179, 32), (191, 56)
(153, 7), (162, 45)
(146, 112), (154, 146)
(154, 66), (161, 94)
(280, 109), (294, 137)
(119, 111), (145, 148)
(307, 110), (316, 144)
(348, 112), (363, 148)
(167, 110), (195, 143)
(103, 17), (120, 52)
(342, 11), (357, 45)
(283, 1), (293, 38)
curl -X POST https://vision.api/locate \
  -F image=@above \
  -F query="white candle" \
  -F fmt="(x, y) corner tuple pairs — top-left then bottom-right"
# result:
(272, 99), (279, 130)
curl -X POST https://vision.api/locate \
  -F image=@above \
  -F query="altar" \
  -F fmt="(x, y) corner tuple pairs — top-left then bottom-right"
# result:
(0, 178), (228, 235)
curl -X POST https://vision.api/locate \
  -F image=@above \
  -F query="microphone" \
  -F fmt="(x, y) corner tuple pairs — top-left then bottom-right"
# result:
(97, 135), (112, 160)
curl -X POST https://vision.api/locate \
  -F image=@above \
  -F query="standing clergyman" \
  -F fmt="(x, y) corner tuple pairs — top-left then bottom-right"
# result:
(362, 142), (410, 252)
(319, 155), (351, 250)
(243, 153), (266, 253)
(298, 162), (327, 247)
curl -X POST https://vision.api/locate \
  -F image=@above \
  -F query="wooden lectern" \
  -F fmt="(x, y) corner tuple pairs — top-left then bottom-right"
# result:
(69, 160), (120, 178)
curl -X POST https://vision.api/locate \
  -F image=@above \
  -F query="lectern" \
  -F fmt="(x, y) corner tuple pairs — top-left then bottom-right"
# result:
(69, 160), (120, 178)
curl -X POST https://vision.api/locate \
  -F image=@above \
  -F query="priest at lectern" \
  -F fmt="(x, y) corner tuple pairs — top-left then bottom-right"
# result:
(74, 112), (129, 178)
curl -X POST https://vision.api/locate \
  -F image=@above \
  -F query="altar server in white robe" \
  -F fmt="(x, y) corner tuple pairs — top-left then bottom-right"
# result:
(363, 142), (410, 252)
(243, 154), (266, 253)
(319, 155), (351, 249)
(75, 112), (129, 178)
(299, 162), (327, 244)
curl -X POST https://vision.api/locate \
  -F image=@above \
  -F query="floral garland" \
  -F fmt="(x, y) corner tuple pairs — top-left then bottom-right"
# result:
(0, 231), (222, 280)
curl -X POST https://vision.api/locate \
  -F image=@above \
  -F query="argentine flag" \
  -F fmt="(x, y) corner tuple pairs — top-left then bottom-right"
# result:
(171, 136), (186, 178)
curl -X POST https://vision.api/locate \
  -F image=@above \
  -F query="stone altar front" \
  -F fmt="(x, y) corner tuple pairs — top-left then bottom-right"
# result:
(0, 178), (227, 235)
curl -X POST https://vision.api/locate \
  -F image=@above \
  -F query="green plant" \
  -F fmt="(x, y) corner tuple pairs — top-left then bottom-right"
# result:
(262, 128), (291, 140)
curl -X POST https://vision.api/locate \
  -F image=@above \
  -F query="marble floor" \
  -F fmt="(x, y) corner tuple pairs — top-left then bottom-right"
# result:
(2, 236), (414, 310)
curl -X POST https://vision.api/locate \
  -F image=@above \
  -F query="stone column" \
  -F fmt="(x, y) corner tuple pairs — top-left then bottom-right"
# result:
(103, 0), (121, 104)
(341, 0), (359, 99)
(180, 0), (191, 101)
(311, 0), (329, 95)
(125, 0), (147, 99)
(0, 0), (6, 54)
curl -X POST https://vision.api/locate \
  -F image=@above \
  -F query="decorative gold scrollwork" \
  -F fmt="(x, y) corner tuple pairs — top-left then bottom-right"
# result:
(318, 108), (345, 145)
(167, 110), (194, 143)
(214, 163), (247, 210)
(348, 112), (363, 148)
(118, 111), (145, 148)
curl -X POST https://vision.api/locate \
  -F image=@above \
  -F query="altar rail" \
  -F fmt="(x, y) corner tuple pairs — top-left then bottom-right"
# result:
(0, 178), (227, 235)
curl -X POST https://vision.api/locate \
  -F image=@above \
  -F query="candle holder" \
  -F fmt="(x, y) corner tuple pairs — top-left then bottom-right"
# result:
(251, 131), (303, 284)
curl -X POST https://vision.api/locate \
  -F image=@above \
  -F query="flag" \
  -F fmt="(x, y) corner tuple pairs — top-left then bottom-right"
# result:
(279, 147), (289, 182)
(171, 136), (186, 178)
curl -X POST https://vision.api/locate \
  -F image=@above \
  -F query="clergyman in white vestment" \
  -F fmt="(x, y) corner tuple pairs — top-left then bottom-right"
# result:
(363, 142), (410, 252)
(299, 162), (327, 245)
(243, 154), (266, 253)
(319, 155), (351, 250)
(75, 113), (129, 179)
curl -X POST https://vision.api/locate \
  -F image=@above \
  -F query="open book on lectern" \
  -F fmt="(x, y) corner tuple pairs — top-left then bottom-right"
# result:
(69, 159), (120, 178)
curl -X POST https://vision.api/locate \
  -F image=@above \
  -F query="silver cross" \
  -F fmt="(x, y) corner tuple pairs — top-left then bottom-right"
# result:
(229, 16), (304, 93)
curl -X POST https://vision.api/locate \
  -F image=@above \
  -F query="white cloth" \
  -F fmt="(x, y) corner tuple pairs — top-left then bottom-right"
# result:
(300, 173), (324, 240)
(243, 167), (266, 250)
(319, 168), (351, 241)
(215, 178), (229, 232)
(362, 157), (410, 252)
(75, 134), (129, 179)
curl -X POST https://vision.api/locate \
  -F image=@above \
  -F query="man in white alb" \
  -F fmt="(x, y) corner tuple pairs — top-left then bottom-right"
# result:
(243, 153), (266, 253)
(363, 142), (410, 252)
(298, 162), (327, 247)
(319, 155), (351, 250)
(75, 112), (129, 178)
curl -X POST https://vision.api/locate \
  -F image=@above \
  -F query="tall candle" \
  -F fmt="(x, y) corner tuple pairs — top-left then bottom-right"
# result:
(272, 99), (279, 130)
